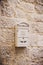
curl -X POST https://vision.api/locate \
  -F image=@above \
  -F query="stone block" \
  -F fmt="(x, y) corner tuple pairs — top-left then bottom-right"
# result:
(0, 45), (14, 65)
(30, 22), (43, 34)
(35, 4), (43, 14)
(0, 28), (14, 46)
(37, 35), (43, 46)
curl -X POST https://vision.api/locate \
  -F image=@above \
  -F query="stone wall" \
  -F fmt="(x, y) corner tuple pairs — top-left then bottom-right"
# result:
(0, 0), (43, 65)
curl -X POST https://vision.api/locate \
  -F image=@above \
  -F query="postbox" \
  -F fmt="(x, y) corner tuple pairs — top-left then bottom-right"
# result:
(15, 22), (29, 47)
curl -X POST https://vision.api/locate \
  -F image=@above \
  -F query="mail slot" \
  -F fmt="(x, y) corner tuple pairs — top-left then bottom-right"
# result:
(15, 22), (29, 47)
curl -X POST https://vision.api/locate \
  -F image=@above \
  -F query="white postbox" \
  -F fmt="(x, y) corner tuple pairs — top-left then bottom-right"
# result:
(15, 22), (29, 47)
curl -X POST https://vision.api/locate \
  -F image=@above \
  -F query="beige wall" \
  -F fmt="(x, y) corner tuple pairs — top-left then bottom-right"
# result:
(0, 0), (43, 65)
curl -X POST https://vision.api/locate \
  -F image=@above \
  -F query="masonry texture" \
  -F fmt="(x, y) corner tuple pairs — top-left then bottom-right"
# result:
(0, 0), (43, 65)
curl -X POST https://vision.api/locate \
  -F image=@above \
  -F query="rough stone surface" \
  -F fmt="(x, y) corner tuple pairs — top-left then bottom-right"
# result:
(0, 0), (43, 65)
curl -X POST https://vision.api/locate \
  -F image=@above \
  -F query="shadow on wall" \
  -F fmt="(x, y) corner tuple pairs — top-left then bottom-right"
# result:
(0, 56), (3, 65)
(15, 47), (26, 54)
(0, 48), (3, 65)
